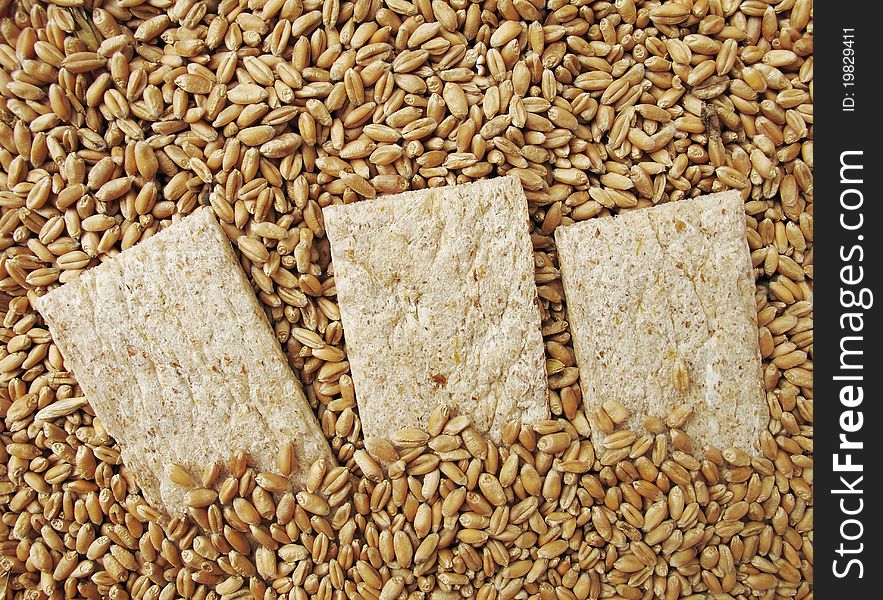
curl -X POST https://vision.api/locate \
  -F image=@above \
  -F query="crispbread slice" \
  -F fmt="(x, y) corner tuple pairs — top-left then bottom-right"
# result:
(323, 176), (548, 443)
(34, 208), (334, 517)
(555, 191), (766, 453)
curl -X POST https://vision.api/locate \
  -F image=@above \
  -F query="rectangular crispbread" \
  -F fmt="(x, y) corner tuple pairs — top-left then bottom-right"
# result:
(34, 207), (334, 517)
(555, 190), (766, 454)
(323, 176), (549, 443)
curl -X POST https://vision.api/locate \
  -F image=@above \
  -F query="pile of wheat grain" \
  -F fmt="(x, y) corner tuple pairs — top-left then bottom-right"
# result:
(0, 0), (812, 599)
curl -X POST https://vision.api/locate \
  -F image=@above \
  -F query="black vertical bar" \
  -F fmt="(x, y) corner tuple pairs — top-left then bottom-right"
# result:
(815, 1), (880, 596)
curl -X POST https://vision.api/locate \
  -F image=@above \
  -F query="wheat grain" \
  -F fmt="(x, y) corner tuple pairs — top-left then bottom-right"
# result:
(0, 0), (813, 597)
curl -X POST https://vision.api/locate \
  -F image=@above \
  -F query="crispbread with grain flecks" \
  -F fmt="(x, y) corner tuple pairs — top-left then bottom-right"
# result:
(323, 176), (549, 443)
(34, 207), (335, 517)
(556, 190), (766, 454)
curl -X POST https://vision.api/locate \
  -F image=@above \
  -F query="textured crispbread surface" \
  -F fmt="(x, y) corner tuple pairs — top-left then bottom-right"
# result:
(555, 191), (765, 453)
(324, 176), (548, 443)
(34, 208), (334, 517)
